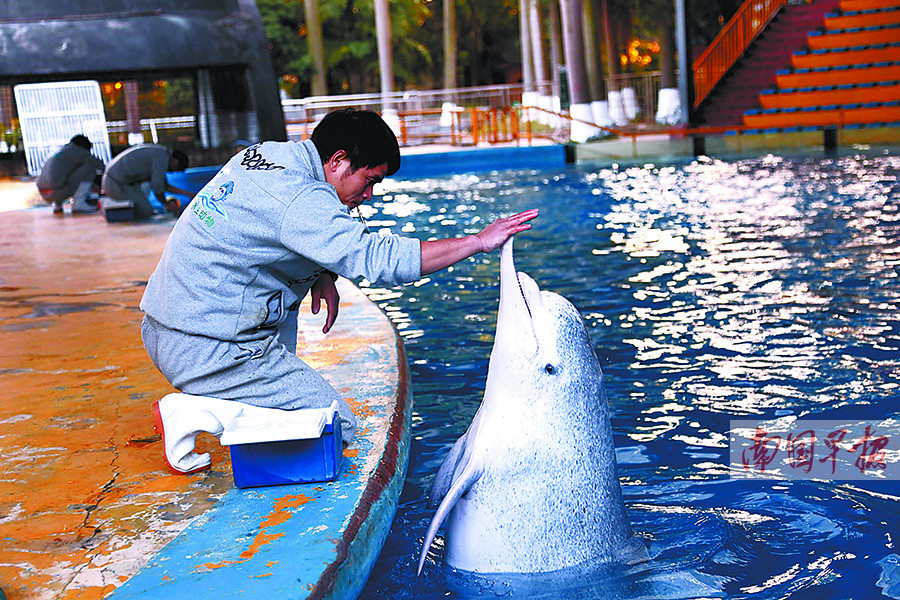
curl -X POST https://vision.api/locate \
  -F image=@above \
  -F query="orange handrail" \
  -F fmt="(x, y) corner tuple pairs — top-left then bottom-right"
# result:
(692, 0), (787, 108)
(390, 106), (540, 147)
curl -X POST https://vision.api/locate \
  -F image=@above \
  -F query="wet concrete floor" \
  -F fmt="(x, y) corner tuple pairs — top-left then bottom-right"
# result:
(0, 198), (403, 599)
(0, 205), (233, 599)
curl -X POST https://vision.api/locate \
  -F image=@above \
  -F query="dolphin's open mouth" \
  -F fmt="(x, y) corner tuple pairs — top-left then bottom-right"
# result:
(499, 238), (541, 350)
(516, 270), (534, 321)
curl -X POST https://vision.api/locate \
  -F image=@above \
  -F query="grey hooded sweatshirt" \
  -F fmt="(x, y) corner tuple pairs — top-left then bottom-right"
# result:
(140, 140), (421, 341)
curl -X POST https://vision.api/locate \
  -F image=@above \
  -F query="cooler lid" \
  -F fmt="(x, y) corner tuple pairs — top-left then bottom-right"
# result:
(219, 401), (339, 445)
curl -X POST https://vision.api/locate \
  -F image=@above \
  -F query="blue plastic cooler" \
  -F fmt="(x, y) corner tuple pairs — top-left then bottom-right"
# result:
(219, 404), (343, 488)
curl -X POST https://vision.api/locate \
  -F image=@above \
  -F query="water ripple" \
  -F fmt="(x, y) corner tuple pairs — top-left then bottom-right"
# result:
(360, 151), (900, 600)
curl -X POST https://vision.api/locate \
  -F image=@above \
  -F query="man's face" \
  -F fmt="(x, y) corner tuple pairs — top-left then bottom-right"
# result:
(325, 152), (388, 210)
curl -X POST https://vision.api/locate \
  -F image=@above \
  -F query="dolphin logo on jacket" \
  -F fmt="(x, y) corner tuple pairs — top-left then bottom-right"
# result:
(197, 181), (233, 221)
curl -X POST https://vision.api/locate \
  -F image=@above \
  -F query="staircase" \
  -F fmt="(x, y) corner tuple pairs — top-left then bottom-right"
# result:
(743, 0), (900, 130)
(697, 0), (841, 126)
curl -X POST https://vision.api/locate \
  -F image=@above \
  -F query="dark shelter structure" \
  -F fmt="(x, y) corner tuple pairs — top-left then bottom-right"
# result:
(0, 0), (286, 169)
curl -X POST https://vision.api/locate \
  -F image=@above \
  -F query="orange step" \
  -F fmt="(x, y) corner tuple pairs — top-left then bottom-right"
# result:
(776, 62), (900, 87)
(807, 24), (900, 48)
(759, 82), (900, 109)
(792, 43), (900, 69)
(840, 0), (900, 10)
(744, 102), (900, 128)
(825, 7), (900, 29)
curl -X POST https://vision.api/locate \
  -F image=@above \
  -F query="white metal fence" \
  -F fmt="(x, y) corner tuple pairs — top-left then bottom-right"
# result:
(13, 80), (112, 176)
(282, 83), (548, 145)
(9, 76), (669, 163)
(106, 115), (196, 143)
(606, 72), (664, 125)
(282, 75), (665, 144)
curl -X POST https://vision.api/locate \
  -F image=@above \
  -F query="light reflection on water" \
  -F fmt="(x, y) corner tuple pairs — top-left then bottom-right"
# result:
(357, 151), (900, 600)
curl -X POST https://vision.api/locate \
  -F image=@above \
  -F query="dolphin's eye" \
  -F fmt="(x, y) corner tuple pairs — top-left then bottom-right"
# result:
(544, 364), (556, 375)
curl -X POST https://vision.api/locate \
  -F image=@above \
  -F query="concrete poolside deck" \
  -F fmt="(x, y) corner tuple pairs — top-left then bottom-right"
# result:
(0, 205), (411, 599)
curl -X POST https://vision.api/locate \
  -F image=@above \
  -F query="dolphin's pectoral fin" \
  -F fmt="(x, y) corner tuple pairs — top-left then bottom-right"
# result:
(416, 457), (484, 576)
(429, 432), (469, 507)
(621, 534), (651, 564)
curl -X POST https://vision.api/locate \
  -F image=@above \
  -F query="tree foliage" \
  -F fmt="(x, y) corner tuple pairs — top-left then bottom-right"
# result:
(256, 0), (521, 97)
(255, 0), (739, 97)
(256, 0), (309, 88)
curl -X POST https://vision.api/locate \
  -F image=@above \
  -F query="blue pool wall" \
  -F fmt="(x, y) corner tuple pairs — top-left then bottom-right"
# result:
(393, 144), (569, 179)
(167, 144), (571, 195)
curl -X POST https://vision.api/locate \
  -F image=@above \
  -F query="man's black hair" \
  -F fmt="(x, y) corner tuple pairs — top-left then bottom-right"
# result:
(311, 108), (401, 177)
(170, 150), (189, 171)
(70, 134), (92, 150)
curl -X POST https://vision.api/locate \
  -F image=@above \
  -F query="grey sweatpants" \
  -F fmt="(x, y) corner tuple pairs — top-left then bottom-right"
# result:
(141, 314), (357, 443)
(39, 162), (99, 204)
(102, 178), (155, 219)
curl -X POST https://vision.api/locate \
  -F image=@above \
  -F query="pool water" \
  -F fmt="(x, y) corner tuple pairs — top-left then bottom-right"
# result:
(356, 151), (900, 599)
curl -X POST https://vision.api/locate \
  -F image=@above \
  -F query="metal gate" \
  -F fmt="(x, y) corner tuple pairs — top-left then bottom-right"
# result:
(13, 80), (112, 176)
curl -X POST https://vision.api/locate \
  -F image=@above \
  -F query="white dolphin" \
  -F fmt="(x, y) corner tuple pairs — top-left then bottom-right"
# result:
(418, 238), (647, 574)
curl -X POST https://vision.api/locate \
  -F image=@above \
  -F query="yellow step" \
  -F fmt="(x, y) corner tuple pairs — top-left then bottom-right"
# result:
(759, 82), (900, 109)
(744, 103), (900, 128)
(792, 44), (900, 69)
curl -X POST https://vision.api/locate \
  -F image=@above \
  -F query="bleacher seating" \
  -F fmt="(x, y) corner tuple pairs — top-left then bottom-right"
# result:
(739, 0), (900, 131)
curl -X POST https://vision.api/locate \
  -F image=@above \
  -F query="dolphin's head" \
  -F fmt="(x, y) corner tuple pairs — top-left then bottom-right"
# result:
(487, 239), (602, 411)
(421, 240), (643, 577)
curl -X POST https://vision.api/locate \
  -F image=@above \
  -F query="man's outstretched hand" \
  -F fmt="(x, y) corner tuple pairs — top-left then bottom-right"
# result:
(420, 209), (539, 275)
(475, 209), (539, 252)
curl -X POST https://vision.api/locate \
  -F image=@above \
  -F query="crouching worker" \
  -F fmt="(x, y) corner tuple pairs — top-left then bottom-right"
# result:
(36, 134), (104, 214)
(101, 143), (192, 221)
(140, 108), (538, 473)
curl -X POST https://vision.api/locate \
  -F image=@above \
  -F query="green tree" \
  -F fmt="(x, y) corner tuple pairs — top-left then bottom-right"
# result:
(304, 0), (327, 95)
(256, 0), (309, 96)
(391, 0), (436, 88)
(256, 0), (438, 96)
(255, 0), (742, 99)
(455, 0), (520, 86)
(634, 0), (675, 84)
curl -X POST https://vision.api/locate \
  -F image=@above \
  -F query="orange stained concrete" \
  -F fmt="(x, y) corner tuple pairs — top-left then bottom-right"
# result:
(0, 206), (380, 599)
(0, 208), (231, 600)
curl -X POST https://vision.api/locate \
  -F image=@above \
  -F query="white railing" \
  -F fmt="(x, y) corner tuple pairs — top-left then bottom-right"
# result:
(282, 83), (557, 145)
(106, 115), (196, 143)
(63, 77), (669, 152)
(605, 72), (664, 124)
